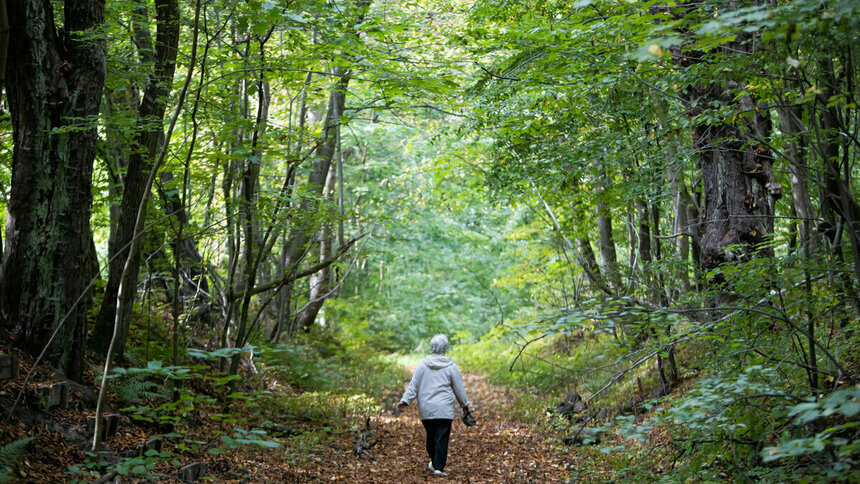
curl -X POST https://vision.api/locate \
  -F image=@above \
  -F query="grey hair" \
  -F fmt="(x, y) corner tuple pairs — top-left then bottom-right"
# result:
(430, 334), (449, 355)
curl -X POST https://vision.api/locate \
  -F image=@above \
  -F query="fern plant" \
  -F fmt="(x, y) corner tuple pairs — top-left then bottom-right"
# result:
(92, 358), (178, 405)
(114, 371), (170, 404)
(0, 437), (34, 483)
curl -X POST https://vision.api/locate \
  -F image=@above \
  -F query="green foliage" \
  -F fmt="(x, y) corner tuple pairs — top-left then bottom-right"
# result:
(186, 345), (256, 362)
(109, 349), (255, 425)
(101, 359), (195, 410)
(260, 343), (342, 390)
(212, 428), (280, 453)
(122, 390), (214, 425)
(4, 0), (860, 480)
(259, 340), (403, 400)
(328, 118), (522, 352)
(0, 437), (34, 483)
(69, 449), (180, 483)
(282, 430), (327, 464)
(760, 387), (860, 481)
(617, 366), (784, 474)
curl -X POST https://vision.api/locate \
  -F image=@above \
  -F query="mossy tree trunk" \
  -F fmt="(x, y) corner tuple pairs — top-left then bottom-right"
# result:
(1, 0), (105, 380)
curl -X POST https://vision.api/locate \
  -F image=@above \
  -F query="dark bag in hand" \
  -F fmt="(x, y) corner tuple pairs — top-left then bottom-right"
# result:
(461, 408), (477, 426)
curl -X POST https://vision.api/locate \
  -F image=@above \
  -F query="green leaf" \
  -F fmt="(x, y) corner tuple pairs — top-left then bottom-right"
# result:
(838, 401), (860, 417)
(285, 13), (308, 24)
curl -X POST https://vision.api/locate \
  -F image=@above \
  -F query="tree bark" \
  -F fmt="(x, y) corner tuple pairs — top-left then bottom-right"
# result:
(654, 94), (695, 294)
(230, 68), (271, 375)
(637, 200), (652, 267)
(595, 164), (619, 292)
(675, 42), (781, 273)
(671, 173), (691, 293)
(1, 0), (105, 381)
(270, 73), (311, 342)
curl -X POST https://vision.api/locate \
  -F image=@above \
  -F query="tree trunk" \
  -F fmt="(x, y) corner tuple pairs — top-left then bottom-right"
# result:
(230, 70), (271, 375)
(92, 0), (180, 358)
(1, 0), (105, 381)
(294, 163), (337, 331)
(270, 72), (311, 343)
(277, 4), (369, 335)
(595, 164), (619, 292)
(654, 94), (694, 294)
(282, 68), (349, 293)
(777, 93), (817, 255)
(676, 47), (781, 273)
(157, 170), (209, 296)
(637, 200), (652, 267)
(814, 58), (860, 290)
(671, 173), (691, 293)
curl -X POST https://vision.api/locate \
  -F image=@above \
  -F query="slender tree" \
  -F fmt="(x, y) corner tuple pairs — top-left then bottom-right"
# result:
(92, 0), (180, 358)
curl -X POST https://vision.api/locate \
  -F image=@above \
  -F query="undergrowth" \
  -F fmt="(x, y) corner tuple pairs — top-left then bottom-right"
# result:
(454, 328), (657, 414)
(454, 254), (860, 482)
(0, 437), (35, 483)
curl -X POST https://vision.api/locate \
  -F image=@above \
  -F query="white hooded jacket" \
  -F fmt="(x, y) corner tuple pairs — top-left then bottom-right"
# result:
(400, 354), (470, 420)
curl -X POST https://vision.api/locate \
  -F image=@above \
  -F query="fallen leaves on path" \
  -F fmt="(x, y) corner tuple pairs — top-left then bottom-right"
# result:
(279, 372), (572, 483)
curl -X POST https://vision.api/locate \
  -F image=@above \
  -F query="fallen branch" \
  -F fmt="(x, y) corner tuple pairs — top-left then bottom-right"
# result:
(354, 417), (377, 460)
(92, 471), (119, 484)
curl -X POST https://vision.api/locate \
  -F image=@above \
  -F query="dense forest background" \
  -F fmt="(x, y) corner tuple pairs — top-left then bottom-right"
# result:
(0, 0), (859, 481)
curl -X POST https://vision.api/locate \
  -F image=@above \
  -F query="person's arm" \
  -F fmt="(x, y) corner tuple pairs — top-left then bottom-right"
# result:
(450, 364), (470, 410)
(397, 364), (423, 411)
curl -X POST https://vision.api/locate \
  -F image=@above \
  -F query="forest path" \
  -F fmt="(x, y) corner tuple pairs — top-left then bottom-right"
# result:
(280, 371), (572, 482)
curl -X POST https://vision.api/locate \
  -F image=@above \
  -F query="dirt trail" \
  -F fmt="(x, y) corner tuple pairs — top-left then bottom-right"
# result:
(281, 372), (571, 483)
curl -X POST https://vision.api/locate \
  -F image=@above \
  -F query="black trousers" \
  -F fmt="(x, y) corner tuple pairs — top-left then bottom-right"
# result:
(422, 418), (453, 471)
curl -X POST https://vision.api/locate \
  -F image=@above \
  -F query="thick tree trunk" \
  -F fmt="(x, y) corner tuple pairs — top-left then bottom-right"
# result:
(92, 0), (179, 357)
(1, 0), (105, 380)
(677, 55), (781, 272)
(696, 94), (778, 270)
(666, 2), (781, 275)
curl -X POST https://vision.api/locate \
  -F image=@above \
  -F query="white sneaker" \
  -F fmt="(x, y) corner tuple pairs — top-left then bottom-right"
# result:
(434, 470), (448, 477)
(429, 461), (434, 472)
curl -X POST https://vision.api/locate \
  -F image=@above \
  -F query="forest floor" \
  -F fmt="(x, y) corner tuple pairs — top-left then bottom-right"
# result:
(2, 346), (626, 483)
(279, 371), (574, 483)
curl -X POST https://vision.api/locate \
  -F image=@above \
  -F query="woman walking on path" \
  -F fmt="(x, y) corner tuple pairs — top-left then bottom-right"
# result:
(396, 334), (472, 477)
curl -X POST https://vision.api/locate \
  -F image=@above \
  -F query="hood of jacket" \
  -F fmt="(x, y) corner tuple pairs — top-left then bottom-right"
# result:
(424, 354), (454, 370)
